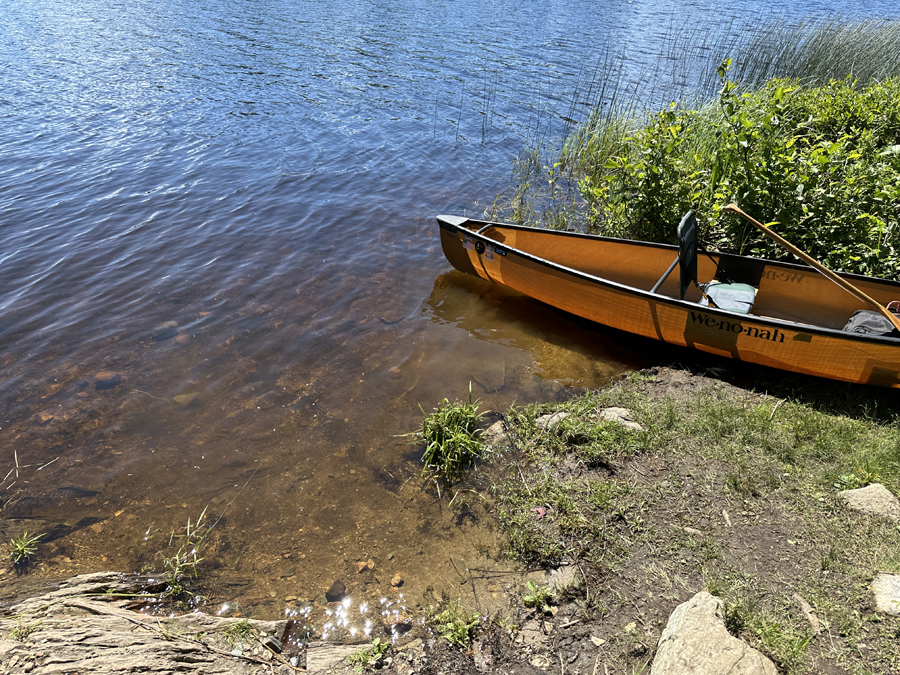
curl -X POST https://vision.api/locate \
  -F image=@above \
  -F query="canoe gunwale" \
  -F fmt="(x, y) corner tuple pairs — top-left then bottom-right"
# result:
(436, 215), (900, 347)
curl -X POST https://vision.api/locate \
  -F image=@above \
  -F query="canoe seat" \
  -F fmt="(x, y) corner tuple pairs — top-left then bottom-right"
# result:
(650, 211), (758, 313)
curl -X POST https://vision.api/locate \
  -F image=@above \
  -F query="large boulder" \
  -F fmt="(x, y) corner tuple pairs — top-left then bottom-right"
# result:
(838, 483), (900, 521)
(651, 591), (777, 675)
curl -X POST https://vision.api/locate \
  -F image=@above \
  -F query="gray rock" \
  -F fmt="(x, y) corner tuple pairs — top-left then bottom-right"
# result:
(651, 591), (777, 675)
(325, 579), (346, 602)
(306, 642), (363, 673)
(547, 565), (579, 594)
(598, 406), (645, 432)
(481, 420), (508, 446)
(94, 371), (122, 390)
(871, 573), (900, 616)
(260, 635), (283, 653)
(536, 412), (568, 430)
(838, 483), (900, 521)
(152, 321), (180, 341)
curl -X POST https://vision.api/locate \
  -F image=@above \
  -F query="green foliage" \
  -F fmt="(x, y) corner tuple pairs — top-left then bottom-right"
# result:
(161, 506), (209, 599)
(221, 619), (255, 648)
(522, 581), (555, 615)
(428, 601), (481, 647)
(7, 531), (43, 568)
(347, 637), (391, 672)
(575, 68), (900, 277)
(495, 18), (900, 278)
(7, 619), (42, 642)
(416, 385), (488, 490)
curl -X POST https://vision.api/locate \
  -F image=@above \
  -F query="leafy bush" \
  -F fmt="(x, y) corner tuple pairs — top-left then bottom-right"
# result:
(576, 67), (900, 277)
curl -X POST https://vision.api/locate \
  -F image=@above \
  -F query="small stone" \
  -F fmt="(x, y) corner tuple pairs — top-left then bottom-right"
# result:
(391, 573), (403, 588)
(387, 615), (413, 634)
(547, 566), (578, 593)
(356, 561), (368, 573)
(871, 573), (900, 616)
(367, 559), (375, 570)
(839, 483), (900, 521)
(173, 393), (199, 407)
(530, 655), (552, 668)
(94, 371), (122, 390)
(261, 635), (283, 653)
(36, 412), (54, 426)
(598, 406), (645, 431)
(152, 321), (179, 341)
(536, 412), (568, 430)
(325, 580), (346, 602)
(481, 420), (508, 446)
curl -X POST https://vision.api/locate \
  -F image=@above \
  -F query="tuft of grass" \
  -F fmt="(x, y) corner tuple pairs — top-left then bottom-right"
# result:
(415, 384), (488, 493)
(347, 637), (390, 672)
(221, 619), (255, 649)
(7, 531), (43, 568)
(7, 619), (42, 641)
(160, 506), (209, 600)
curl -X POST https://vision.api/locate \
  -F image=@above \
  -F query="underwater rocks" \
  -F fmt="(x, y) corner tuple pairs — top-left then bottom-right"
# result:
(324, 579), (346, 602)
(93, 371), (121, 390)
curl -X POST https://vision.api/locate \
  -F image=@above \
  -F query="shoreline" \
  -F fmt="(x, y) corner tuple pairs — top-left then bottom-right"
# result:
(3, 365), (900, 674)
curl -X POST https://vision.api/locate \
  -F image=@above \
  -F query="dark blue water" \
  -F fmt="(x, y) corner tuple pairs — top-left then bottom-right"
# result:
(1, 0), (897, 622)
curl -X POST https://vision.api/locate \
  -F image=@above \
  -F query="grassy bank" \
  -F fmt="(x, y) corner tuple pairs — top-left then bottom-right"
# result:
(488, 367), (900, 674)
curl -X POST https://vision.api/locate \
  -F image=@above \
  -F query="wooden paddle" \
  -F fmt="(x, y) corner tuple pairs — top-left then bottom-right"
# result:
(724, 203), (900, 333)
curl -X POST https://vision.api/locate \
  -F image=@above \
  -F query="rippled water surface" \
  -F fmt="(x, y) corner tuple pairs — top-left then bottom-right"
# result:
(2, 0), (898, 628)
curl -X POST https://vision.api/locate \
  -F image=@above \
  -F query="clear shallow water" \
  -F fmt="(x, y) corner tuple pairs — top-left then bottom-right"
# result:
(1, 0), (898, 628)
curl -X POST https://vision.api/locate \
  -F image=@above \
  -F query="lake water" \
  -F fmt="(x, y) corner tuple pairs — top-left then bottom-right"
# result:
(1, 0), (897, 634)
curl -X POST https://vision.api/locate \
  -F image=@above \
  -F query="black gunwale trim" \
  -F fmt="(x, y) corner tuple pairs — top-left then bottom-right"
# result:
(436, 215), (900, 347)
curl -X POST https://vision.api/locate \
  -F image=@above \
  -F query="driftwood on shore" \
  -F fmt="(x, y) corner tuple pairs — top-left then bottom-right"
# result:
(0, 572), (344, 674)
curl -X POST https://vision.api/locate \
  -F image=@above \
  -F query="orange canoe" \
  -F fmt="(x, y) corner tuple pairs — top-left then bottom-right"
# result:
(437, 214), (900, 388)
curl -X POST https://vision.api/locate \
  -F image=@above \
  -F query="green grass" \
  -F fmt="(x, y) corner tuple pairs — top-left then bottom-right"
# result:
(221, 619), (255, 648)
(492, 370), (900, 673)
(7, 531), (43, 568)
(427, 600), (482, 648)
(160, 506), (209, 600)
(347, 637), (391, 672)
(415, 385), (488, 495)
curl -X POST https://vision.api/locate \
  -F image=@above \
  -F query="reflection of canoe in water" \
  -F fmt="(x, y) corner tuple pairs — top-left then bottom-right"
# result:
(437, 213), (900, 388)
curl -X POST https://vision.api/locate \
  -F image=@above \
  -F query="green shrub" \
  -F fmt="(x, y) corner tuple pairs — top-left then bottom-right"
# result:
(576, 68), (900, 277)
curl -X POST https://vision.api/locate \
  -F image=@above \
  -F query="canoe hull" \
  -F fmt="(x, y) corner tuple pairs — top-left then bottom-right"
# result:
(437, 215), (900, 388)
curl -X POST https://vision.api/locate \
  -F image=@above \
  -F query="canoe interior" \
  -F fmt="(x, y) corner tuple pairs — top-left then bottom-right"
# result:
(447, 219), (900, 331)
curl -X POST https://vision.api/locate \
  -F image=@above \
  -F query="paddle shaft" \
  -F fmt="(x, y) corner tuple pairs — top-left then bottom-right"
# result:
(724, 203), (900, 333)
